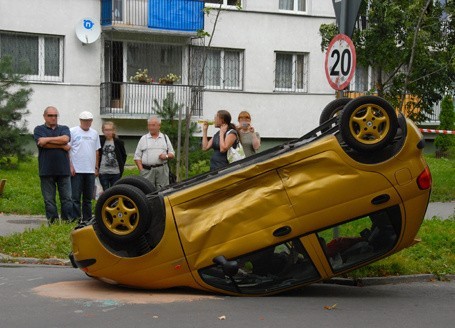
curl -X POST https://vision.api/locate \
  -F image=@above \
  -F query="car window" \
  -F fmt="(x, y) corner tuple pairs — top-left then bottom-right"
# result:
(317, 205), (402, 273)
(199, 238), (320, 294)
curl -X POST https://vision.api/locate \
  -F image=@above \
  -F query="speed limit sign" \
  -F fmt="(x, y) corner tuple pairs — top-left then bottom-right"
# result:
(324, 34), (356, 90)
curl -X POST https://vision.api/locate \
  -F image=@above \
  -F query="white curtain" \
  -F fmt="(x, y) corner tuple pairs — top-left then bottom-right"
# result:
(275, 53), (292, 89)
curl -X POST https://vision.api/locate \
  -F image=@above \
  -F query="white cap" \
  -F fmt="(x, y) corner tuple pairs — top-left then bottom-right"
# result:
(79, 111), (93, 120)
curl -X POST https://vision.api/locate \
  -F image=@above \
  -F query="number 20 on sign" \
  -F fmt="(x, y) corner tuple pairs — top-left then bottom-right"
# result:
(325, 34), (356, 91)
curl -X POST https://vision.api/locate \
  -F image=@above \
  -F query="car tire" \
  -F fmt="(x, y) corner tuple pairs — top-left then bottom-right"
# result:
(319, 97), (352, 125)
(114, 175), (156, 195)
(339, 96), (398, 152)
(95, 184), (152, 243)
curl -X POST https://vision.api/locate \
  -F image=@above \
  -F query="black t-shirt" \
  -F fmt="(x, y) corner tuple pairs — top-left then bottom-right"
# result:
(33, 124), (71, 176)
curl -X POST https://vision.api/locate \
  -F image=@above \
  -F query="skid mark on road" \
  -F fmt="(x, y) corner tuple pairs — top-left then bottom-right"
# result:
(32, 280), (221, 304)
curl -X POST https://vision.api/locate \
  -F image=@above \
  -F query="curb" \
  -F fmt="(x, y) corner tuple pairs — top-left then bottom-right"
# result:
(325, 274), (454, 286)
(0, 252), (70, 266)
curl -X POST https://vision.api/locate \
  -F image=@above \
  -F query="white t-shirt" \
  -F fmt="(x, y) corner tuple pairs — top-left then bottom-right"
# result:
(69, 126), (101, 173)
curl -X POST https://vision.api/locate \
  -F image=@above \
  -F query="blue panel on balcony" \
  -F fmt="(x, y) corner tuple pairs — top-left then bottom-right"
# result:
(101, 0), (112, 26)
(149, 0), (204, 32)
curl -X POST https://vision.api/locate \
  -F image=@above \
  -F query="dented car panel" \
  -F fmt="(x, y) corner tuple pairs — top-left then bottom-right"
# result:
(70, 96), (431, 295)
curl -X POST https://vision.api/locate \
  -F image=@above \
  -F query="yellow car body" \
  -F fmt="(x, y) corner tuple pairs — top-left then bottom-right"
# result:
(70, 96), (431, 296)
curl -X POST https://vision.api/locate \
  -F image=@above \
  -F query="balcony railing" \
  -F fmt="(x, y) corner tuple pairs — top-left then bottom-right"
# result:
(101, 0), (204, 32)
(100, 82), (203, 118)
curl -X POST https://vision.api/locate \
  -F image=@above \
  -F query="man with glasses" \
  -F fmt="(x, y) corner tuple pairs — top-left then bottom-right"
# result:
(33, 106), (74, 224)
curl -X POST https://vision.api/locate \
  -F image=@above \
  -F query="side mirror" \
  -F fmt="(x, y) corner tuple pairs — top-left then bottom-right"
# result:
(212, 255), (239, 276)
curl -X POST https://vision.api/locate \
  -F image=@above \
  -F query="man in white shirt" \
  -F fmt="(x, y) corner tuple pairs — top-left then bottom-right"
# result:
(134, 116), (175, 189)
(69, 111), (101, 222)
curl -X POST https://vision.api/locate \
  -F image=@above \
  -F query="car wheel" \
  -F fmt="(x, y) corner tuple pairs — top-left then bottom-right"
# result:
(114, 175), (156, 195)
(339, 96), (398, 152)
(319, 97), (352, 125)
(95, 184), (151, 243)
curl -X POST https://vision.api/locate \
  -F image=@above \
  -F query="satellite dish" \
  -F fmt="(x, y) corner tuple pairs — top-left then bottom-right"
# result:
(75, 18), (101, 44)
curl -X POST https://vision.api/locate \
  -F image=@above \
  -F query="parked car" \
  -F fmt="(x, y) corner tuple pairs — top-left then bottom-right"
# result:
(69, 96), (431, 296)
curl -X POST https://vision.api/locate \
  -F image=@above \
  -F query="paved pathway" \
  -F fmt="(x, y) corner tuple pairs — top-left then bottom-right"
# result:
(0, 202), (453, 237)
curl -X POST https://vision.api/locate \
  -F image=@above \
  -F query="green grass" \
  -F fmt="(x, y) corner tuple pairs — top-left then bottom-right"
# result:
(0, 154), (454, 277)
(425, 155), (455, 202)
(0, 221), (76, 259)
(348, 218), (455, 277)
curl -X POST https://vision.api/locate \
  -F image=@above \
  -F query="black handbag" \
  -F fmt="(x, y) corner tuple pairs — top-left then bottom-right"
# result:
(164, 134), (176, 184)
(168, 171), (177, 184)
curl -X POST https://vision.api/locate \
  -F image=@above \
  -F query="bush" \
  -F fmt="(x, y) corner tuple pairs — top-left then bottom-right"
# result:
(434, 95), (455, 156)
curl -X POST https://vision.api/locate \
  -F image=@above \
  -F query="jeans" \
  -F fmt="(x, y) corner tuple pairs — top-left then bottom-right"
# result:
(40, 176), (73, 221)
(71, 173), (95, 222)
(99, 173), (121, 191)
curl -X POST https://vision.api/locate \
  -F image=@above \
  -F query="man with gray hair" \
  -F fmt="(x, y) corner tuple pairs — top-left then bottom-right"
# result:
(134, 116), (175, 189)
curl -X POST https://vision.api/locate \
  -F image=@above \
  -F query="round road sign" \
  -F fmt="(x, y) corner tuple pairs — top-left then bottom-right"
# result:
(324, 34), (356, 90)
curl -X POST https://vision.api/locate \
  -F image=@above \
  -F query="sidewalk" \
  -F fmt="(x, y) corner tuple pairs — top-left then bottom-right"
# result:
(0, 202), (453, 237)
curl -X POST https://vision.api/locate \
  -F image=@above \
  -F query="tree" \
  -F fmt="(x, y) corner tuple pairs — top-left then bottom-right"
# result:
(0, 56), (33, 167)
(319, 0), (455, 122)
(153, 92), (200, 177)
(434, 95), (455, 157)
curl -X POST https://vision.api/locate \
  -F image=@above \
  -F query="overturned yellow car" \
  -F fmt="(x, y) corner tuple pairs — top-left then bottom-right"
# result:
(69, 96), (431, 296)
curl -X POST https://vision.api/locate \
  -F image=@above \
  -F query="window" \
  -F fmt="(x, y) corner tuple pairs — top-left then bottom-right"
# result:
(190, 47), (243, 90)
(274, 52), (308, 92)
(317, 206), (401, 273)
(0, 32), (63, 82)
(113, 0), (123, 21)
(352, 66), (369, 92)
(205, 0), (241, 7)
(279, 0), (306, 12)
(199, 238), (320, 294)
(126, 43), (183, 83)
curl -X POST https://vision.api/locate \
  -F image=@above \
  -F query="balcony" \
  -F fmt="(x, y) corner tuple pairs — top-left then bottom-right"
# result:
(101, 0), (204, 32)
(100, 82), (203, 118)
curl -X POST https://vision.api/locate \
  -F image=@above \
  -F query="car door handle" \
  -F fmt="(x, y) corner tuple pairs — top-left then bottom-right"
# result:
(273, 226), (292, 237)
(371, 194), (390, 205)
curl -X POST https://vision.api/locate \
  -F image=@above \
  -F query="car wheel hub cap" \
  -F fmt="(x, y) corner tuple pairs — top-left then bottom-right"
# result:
(102, 195), (140, 235)
(349, 103), (390, 145)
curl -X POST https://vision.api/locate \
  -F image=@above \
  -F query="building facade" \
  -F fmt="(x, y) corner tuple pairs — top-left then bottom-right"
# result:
(0, 0), (337, 141)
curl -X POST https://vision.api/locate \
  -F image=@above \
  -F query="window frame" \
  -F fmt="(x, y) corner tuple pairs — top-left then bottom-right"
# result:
(191, 47), (244, 90)
(274, 52), (309, 93)
(0, 31), (64, 82)
(278, 0), (307, 14)
(205, 0), (241, 9)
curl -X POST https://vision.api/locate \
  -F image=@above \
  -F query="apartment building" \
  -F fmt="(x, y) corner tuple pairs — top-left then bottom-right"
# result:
(0, 0), (337, 143)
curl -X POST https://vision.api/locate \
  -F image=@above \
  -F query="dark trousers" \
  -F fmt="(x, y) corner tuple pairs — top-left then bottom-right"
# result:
(40, 175), (73, 221)
(71, 173), (95, 222)
(99, 173), (121, 191)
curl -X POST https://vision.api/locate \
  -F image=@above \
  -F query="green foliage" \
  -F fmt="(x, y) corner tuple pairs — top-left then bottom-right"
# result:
(434, 95), (455, 154)
(319, 23), (338, 52)
(319, 0), (455, 122)
(197, 29), (211, 38)
(0, 56), (33, 167)
(153, 92), (198, 147)
(153, 92), (200, 179)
